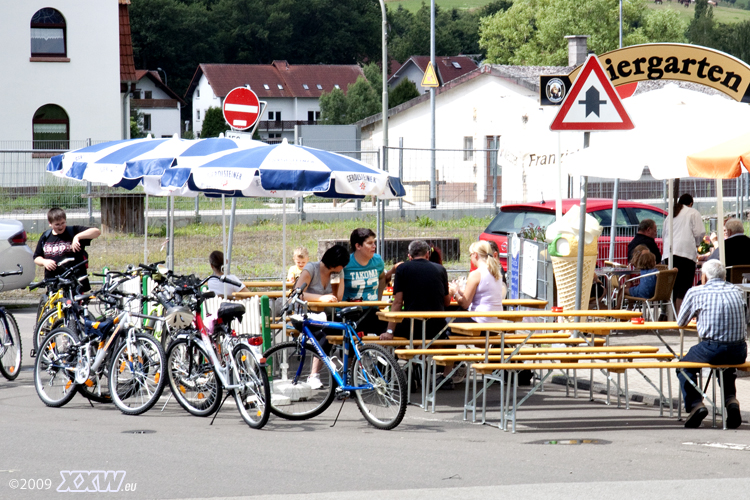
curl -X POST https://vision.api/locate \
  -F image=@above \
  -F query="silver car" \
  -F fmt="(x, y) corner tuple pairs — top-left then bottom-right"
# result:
(0, 219), (34, 291)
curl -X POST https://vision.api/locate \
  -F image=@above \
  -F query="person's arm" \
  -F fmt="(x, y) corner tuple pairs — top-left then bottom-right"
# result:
(377, 272), (386, 300)
(298, 269), (337, 302)
(34, 255), (57, 271)
(676, 290), (696, 327)
(691, 211), (706, 244)
(452, 270), (480, 310)
(384, 262), (401, 285)
(72, 227), (101, 252)
(381, 291), (403, 340)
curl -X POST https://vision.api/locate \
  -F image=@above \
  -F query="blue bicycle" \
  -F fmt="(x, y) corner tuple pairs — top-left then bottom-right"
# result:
(264, 287), (407, 430)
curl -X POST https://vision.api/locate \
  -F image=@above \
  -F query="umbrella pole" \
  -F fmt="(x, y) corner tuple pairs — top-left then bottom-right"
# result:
(226, 196), (237, 276)
(556, 132), (563, 221)
(144, 194), (148, 264)
(609, 179), (620, 263)
(221, 194), (227, 298)
(282, 196), (287, 344)
(574, 132), (590, 328)
(717, 178), (726, 267)
(170, 195), (175, 270)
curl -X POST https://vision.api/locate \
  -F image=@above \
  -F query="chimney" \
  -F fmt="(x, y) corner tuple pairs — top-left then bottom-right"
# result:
(565, 35), (589, 66)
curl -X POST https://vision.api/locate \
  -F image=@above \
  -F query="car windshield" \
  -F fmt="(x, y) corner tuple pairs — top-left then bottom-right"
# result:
(484, 209), (557, 235)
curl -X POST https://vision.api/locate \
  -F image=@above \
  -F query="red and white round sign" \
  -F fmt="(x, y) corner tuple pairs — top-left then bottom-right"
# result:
(222, 87), (260, 130)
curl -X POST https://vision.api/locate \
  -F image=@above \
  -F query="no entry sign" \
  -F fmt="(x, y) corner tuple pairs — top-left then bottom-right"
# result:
(223, 87), (260, 130)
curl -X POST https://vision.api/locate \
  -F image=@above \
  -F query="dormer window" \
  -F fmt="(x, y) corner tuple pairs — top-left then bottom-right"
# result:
(334, 84), (340, 89)
(452, 61), (461, 69)
(263, 84), (270, 90)
(277, 84), (283, 90)
(316, 84), (323, 90)
(31, 8), (67, 58)
(303, 84), (309, 90)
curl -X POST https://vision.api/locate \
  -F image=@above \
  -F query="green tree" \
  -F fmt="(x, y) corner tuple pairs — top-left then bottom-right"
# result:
(389, 78), (420, 108)
(479, 0), (686, 65)
(199, 107), (230, 138)
(345, 76), (381, 123)
(687, 0), (717, 47)
(363, 63), (383, 100)
(319, 87), (348, 124)
(130, 110), (146, 139)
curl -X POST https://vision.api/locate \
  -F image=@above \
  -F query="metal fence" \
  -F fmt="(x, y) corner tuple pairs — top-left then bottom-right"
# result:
(2, 139), (748, 290)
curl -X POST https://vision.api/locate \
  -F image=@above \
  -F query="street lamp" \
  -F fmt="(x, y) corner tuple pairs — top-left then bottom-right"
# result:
(157, 67), (168, 87)
(378, 0), (388, 165)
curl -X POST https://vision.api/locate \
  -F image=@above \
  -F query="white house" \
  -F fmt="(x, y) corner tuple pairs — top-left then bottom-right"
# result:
(0, 0), (134, 150)
(185, 61), (364, 141)
(388, 55), (477, 95)
(359, 64), (586, 204)
(131, 70), (185, 138)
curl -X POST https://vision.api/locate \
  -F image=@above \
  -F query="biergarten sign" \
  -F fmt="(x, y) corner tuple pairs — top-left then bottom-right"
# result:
(541, 43), (750, 105)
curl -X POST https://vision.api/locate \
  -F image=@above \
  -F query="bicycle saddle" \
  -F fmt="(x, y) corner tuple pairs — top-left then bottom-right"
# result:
(217, 302), (245, 323)
(336, 306), (363, 322)
(84, 317), (116, 338)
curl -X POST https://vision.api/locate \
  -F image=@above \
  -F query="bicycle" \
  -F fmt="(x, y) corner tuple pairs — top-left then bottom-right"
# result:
(0, 265), (24, 380)
(263, 286), (407, 430)
(34, 283), (167, 415)
(165, 275), (271, 429)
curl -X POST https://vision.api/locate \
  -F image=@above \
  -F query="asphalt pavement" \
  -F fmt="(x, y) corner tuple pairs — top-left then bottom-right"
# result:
(2, 306), (750, 500)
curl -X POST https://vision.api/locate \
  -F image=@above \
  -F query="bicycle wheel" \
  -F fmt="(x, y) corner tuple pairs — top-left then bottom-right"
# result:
(32, 308), (66, 356)
(0, 312), (22, 380)
(264, 341), (336, 420)
(34, 327), (79, 408)
(166, 337), (222, 417)
(231, 344), (270, 429)
(352, 345), (407, 430)
(109, 332), (167, 415)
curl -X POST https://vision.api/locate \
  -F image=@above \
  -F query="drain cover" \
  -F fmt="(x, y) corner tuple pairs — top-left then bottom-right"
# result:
(123, 430), (156, 435)
(528, 438), (610, 445)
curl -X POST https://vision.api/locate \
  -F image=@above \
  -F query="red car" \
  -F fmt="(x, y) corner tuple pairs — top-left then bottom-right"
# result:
(479, 198), (667, 269)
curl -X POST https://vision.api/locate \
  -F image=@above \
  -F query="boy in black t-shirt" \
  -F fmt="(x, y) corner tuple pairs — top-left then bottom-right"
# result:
(33, 207), (101, 290)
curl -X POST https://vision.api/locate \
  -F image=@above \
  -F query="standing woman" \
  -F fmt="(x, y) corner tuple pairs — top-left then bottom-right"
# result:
(450, 241), (506, 322)
(662, 193), (705, 313)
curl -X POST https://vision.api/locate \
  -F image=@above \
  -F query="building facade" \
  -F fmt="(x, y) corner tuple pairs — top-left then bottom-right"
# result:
(185, 61), (364, 142)
(131, 70), (185, 138)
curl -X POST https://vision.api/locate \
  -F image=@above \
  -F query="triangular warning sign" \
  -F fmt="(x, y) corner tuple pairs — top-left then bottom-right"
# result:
(550, 54), (634, 131)
(421, 61), (440, 88)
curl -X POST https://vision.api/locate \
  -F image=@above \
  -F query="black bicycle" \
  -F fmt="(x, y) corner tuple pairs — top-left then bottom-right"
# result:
(0, 265), (24, 380)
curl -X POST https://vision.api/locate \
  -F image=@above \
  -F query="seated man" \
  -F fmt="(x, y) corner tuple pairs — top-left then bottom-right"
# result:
(627, 219), (661, 264)
(707, 218), (750, 268)
(677, 260), (747, 429)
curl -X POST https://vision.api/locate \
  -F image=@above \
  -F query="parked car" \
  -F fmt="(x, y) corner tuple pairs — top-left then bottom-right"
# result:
(479, 198), (668, 269)
(0, 220), (34, 291)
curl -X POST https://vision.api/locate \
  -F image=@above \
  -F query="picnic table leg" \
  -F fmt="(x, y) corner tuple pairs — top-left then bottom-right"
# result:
(678, 328), (685, 421)
(711, 370), (717, 428)
(667, 367), (673, 419)
(512, 370), (518, 433)
(624, 371), (630, 410)
(659, 368), (664, 417)
(718, 369), (726, 430)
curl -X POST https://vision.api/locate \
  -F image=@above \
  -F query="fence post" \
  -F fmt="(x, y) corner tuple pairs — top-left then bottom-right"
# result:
(86, 138), (93, 225)
(491, 137), (499, 214)
(194, 196), (200, 224)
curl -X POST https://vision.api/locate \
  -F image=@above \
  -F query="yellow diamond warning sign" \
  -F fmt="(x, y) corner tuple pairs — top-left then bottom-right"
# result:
(421, 62), (440, 88)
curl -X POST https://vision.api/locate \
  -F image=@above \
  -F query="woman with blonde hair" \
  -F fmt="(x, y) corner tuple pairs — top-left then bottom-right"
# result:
(450, 241), (506, 322)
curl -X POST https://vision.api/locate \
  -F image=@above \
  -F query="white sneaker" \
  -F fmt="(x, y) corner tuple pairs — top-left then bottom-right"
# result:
(306, 374), (323, 390)
(453, 365), (467, 384)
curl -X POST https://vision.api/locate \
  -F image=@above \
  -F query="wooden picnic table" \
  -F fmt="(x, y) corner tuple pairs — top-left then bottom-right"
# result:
(307, 300), (390, 312)
(233, 290), (291, 299)
(242, 281), (286, 288)
(377, 309), (642, 324)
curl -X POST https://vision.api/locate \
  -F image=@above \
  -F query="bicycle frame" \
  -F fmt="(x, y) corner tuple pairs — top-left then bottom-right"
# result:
(292, 317), (375, 392)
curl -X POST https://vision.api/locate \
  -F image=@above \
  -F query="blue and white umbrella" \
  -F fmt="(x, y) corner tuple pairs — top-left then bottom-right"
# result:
(161, 138), (405, 199)
(46, 136), (266, 196)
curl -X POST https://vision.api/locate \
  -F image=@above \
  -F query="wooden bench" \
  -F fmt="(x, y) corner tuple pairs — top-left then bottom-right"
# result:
(472, 360), (750, 432)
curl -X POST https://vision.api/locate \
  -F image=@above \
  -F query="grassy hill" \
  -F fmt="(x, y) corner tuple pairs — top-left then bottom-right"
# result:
(387, 0), (750, 22)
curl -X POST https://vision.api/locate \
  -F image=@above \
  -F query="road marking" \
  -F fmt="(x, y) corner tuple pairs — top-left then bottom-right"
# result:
(684, 441), (750, 451)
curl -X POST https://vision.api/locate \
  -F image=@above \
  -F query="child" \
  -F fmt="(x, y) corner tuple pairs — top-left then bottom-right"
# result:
(206, 250), (248, 297)
(287, 247), (309, 283)
(616, 250), (658, 308)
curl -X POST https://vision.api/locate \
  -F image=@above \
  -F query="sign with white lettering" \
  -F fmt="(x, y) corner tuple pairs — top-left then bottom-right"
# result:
(223, 87), (260, 131)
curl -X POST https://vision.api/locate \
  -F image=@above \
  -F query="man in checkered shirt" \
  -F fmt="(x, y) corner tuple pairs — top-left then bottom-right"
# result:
(677, 259), (747, 429)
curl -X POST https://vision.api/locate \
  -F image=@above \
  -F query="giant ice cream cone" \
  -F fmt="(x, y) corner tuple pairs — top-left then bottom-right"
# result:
(552, 254), (598, 311)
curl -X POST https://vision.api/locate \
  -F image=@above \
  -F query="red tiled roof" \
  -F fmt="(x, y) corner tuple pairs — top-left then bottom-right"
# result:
(135, 70), (186, 104)
(185, 61), (364, 100)
(389, 55), (477, 85)
(119, 3), (136, 83)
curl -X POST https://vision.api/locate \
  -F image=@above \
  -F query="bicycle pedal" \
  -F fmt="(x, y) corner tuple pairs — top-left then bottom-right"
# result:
(335, 391), (351, 400)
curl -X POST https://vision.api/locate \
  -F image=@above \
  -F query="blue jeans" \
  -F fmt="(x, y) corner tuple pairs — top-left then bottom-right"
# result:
(677, 340), (747, 412)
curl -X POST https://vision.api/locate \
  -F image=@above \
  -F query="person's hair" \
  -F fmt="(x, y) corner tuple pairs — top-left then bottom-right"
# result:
(408, 240), (430, 258)
(349, 228), (376, 251)
(702, 259), (726, 281)
(638, 219), (656, 233)
(47, 207), (66, 223)
(725, 218), (744, 236)
(293, 247), (309, 259)
(674, 193), (694, 217)
(633, 250), (656, 270)
(487, 240), (500, 258)
(209, 250), (224, 271)
(321, 244), (350, 269)
(630, 244), (649, 266)
(428, 246), (443, 265)
(469, 241), (500, 280)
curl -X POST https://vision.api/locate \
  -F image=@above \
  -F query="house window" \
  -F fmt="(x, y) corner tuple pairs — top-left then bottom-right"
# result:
(316, 84), (323, 90)
(463, 136), (474, 161)
(315, 111), (321, 121)
(452, 61), (462, 69)
(268, 111), (281, 121)
(33, 104), (69, 150)
(143, 114), (152, 131)
(334, 84), (340, 89)
(31, 8), (66, 58)
(303, 84), (309, 90)
(196, 109), (200, 121)
(132, 90), (141, 99)
(144, 90), (152, 99)
(263, 84), (270, 90)
(277, 84), (283, 90)
(308, 111), (322, 122)
(196, 88), (200, 98)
